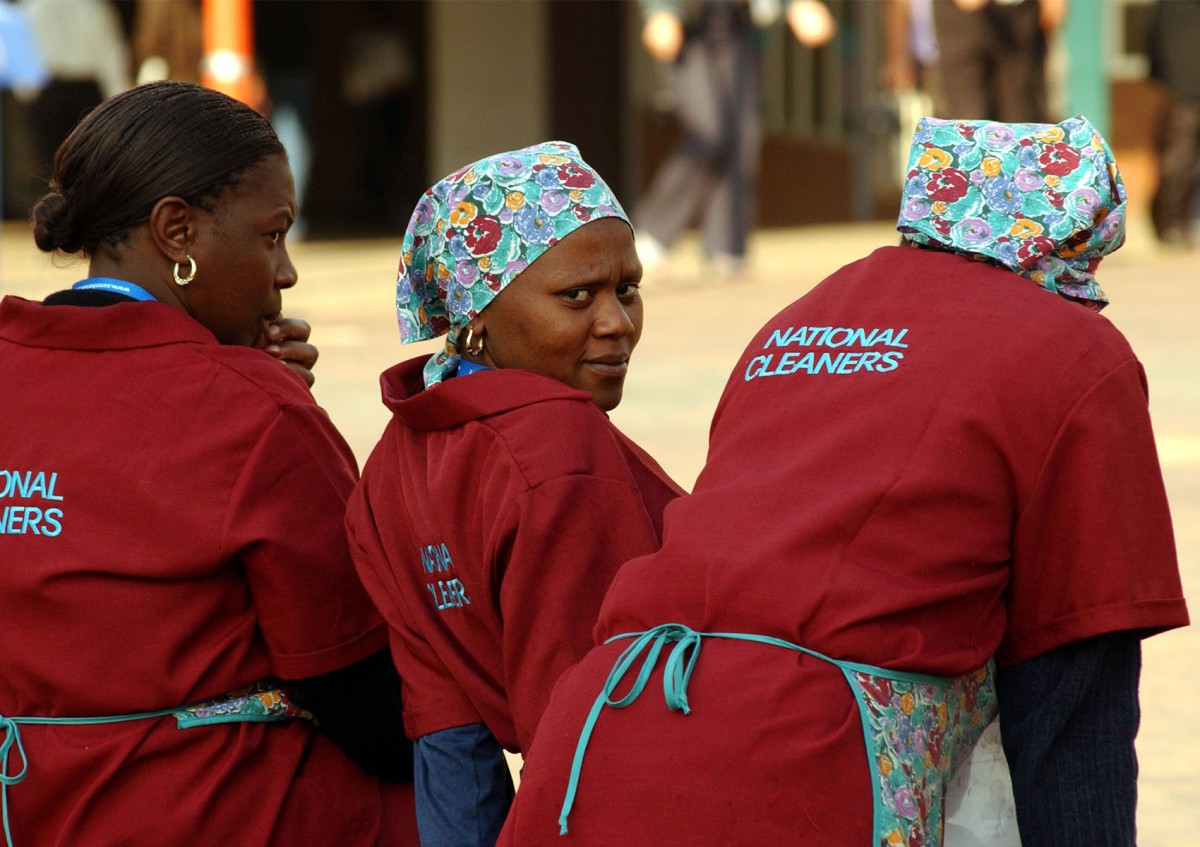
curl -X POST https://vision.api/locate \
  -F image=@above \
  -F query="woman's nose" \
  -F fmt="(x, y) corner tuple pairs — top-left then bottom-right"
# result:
(277, 249), (299, 289)
(593, 294), (636, 337)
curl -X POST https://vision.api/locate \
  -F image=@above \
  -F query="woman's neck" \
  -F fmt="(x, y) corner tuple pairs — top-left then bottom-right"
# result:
(87, 249), (189, 314)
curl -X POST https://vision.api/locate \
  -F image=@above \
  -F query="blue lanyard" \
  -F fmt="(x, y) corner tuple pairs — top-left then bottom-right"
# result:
(70, 278), (157, 302)
(455, 359), (492, 378)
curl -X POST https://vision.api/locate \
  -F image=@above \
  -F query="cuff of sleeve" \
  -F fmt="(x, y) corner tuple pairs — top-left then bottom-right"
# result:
(998, 598), (1189, 666)
(270, 621), (390, 679)
(404, 697), (492, 745)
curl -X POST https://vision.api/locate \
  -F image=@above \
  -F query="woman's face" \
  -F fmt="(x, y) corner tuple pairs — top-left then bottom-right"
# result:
(475, 217), (643, 412)
(185, 155), (298, 346)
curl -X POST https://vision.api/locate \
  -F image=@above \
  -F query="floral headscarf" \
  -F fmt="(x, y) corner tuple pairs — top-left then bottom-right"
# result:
(395, 141), (629, 387)
(897, 114), (1126, 310)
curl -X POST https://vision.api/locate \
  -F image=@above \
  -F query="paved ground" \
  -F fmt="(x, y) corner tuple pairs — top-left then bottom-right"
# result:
(3, 217), (1197, 842)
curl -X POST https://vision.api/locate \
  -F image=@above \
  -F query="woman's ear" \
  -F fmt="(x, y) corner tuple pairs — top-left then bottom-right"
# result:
(147, 196), (195, 265)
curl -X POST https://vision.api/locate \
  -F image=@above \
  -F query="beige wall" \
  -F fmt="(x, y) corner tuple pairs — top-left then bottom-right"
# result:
(427, 0), (550, 180)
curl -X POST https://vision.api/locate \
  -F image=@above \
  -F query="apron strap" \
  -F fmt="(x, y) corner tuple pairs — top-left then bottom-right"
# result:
(557, 623), (969, 835)
(0, 684), (310, 847)
(559, 623), (701, 835)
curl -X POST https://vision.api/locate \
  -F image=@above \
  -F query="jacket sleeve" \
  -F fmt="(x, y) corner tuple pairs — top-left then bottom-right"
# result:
(497, 473), (665, 752)
(224, 403), (387, 679)
(1004, 358), (1186, 665)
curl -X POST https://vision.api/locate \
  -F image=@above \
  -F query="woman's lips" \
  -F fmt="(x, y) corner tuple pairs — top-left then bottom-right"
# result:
(584, 358), (630, 378)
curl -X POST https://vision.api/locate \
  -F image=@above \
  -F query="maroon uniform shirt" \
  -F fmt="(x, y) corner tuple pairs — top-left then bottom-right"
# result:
(500, 246), (1188, 845)
(346, 358), (683, 753)
(0, 296), (408, 846)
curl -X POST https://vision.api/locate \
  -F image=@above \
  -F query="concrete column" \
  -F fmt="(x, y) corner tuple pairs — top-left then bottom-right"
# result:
(427, 0), (550, 180)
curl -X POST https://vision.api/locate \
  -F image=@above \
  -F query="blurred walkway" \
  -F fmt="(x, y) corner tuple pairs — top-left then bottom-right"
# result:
(3, 219), (1197, 843)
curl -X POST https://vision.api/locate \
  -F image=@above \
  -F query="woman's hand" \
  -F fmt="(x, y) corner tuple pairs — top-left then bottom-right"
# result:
(256, 317), (319, 388)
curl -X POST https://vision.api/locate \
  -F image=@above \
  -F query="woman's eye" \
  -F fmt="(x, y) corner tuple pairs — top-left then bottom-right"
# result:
(269, 230), (284, 244)
(617, 282), (641, 300)
(561, 288), (593, 303)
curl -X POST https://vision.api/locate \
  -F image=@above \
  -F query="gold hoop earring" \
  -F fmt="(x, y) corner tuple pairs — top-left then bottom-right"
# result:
(462, 324), (485, 358)
(173, 255), (197, 287)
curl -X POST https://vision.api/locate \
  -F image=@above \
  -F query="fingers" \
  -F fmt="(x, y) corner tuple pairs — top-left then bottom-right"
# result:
(258, 317), (318, 388)
(266, 317), (313, 344)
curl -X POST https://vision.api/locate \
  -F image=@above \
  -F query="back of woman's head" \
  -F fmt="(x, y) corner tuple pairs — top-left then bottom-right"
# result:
(32, 81), (285, 257)
(895, 114), (1124, 310)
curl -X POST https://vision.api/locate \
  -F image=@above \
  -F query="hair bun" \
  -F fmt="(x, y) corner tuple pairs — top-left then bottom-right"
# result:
(31, 191), (80, 254)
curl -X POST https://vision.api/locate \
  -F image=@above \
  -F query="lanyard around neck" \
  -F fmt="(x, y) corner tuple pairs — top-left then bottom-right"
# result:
(71, 278), (158, 302)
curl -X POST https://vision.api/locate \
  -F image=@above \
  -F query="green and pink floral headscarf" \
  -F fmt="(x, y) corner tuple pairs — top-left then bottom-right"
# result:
(394, 141), (629, 387)
(897, 115), (1126, 310)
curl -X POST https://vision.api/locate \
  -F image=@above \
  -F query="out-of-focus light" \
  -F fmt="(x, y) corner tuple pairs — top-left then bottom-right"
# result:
(788, 0), (837, 49)
(642, 9), (684, 64)
(205, 48), (246, 84)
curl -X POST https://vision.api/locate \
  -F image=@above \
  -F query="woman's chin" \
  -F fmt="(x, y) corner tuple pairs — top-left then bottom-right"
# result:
(590, 384), (625, 413)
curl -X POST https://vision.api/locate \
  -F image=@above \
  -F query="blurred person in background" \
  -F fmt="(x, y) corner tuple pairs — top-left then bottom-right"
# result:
(633, 0), (835, 276)
(1147, 0), (1200, 248)
(132, 0), (202, 84)
(18, 0), (130, 182)
(883, 0), (945, 119)
(930, 0), (1065, 123)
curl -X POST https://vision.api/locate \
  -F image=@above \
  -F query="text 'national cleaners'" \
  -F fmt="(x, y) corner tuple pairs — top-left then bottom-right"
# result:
(744, 326), (909, 381)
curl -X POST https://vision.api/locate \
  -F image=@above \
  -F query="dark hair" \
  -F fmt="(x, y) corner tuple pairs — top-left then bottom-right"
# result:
(32, 81), (285, 256)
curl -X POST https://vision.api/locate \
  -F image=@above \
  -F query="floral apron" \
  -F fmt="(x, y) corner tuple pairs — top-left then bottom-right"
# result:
(558, 623), (997, 846)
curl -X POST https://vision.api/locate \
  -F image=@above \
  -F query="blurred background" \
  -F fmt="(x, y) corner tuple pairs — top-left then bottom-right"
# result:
(1, 2), (1197, 841)
(0, 0), (1190, 240)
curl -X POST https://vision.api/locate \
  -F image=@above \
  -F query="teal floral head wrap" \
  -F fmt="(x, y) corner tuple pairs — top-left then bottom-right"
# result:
(897, 115), (1126, 310)
(395, 141), (629, 387)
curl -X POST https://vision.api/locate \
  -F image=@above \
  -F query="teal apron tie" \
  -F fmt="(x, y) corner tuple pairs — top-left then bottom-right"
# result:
(557, 623), (975, 836)
(0, 686), (310, 847)
(1, 715), (29, 846)
(2, 707), (182, 847)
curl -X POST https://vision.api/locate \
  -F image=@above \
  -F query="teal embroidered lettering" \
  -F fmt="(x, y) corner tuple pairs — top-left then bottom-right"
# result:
(813, 352), (843, 374)
(420, 543), (455, 573)
(0, 470), (66, 536)
(419, 541), (470, 612)
(876, 351), (904, 372)
(442, 579), (471, 607)
(825, 328), (853, 347)
(744, 354), (772, 381)
(773, 351), (801, 376)
(744, 326), (910, 380)
(1, 470), (64, 501)
(836, 352), (862, 373)
(1, 505), (21, 534)
(765, 328), (791, 349)
(857, 351), (882, 371)
(872, 328), (909, 348)
(0, 506), (58, 536)
(42, 509), (63, 537)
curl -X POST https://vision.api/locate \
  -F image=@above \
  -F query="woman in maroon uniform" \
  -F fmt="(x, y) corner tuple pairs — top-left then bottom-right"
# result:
(499, 117), (1188, 846)
(0, 82), (416, 846)
(345, 142), (684, 846)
